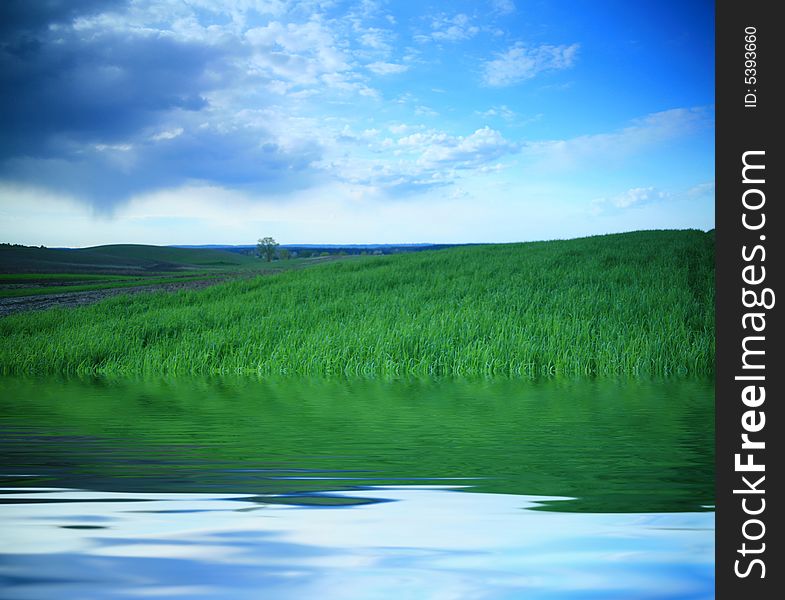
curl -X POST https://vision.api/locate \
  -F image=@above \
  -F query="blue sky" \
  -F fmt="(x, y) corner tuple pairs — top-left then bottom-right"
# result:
(0, 0), (714, 246)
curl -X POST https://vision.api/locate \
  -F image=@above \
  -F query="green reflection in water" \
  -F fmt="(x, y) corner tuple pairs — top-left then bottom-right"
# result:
(0, 375), (713, 513)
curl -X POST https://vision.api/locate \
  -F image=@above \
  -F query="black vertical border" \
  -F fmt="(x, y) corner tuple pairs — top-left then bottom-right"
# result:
(716, 1), (782, 597)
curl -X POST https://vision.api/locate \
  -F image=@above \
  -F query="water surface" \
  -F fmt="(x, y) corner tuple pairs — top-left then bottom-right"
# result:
(0, 376), (714, 598)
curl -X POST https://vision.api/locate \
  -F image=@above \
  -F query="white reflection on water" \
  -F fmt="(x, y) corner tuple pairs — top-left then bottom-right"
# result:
(0, 486), (713, 599)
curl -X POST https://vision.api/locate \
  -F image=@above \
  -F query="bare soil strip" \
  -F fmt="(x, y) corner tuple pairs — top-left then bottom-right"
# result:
(0, 279), (220, 318)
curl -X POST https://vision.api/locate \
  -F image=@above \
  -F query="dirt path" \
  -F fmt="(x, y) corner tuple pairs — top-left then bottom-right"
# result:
(0, 279), (221, 318)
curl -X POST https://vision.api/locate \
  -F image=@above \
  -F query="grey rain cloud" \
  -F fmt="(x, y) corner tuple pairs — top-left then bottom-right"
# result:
(0, 0), (128, 37)
(0, 1), (324, 207)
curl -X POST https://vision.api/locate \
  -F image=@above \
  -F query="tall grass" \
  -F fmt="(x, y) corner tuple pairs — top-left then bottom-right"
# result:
(0, 230), (714, 377)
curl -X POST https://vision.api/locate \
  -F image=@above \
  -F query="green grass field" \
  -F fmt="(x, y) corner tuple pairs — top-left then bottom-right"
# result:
(0, 230), (714, 377)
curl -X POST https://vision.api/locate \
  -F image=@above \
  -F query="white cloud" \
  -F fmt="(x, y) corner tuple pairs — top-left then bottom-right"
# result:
(482, 43), (579, 86)
(394, 92), (417, 104)
(388, 123), (412, 135)
(687, 182), (715, 198)
(366, 61), (409, 75)
(355, 0), (383, 17)
(151, 128), (184, 141)
(523, 107), (713, 170)
(592, 187), (668, 214)
(414, 105), (439, 117)
(245, 19), (350, 86)
(490, 0), (516, 15)
(321, 126), (518, 194)
(359, 29), (392, 52)
(320, 72), (379, 98)
(476, 105), (516, 120)
(415, 127), (518, 169)
(418, 13), (480, 43)
(397, 131), (449, 148)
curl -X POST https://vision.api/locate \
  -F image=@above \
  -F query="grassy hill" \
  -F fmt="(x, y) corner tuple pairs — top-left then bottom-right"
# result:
(77, 244), (259, 268)
(0, 230), (715, 377)
(0, 243), (258, 274)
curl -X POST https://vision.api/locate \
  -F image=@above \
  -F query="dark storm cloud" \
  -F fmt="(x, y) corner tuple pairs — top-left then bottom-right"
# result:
(2, 125), (322, 210)
(0, 0), (226, 155)
(1, 29), (216, 156)
(0, 0), (128, 37)
(0, 1), (324, 206)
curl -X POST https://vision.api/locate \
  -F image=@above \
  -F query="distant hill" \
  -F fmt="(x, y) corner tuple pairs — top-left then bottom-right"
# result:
(0, 243), (258, 274)
(173, 243), (465, 256)
(173, 243), (444, 249)
(0, 240), (452, 274)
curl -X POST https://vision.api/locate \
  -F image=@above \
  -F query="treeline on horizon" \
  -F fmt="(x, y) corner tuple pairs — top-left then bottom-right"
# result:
(0, 230), (715, 378)
(223, 243), (461, 259)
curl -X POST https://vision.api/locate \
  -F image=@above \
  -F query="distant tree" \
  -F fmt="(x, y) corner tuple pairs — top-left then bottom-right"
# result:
(278, 248), (291, 261)
(257, 237), (279, 262)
